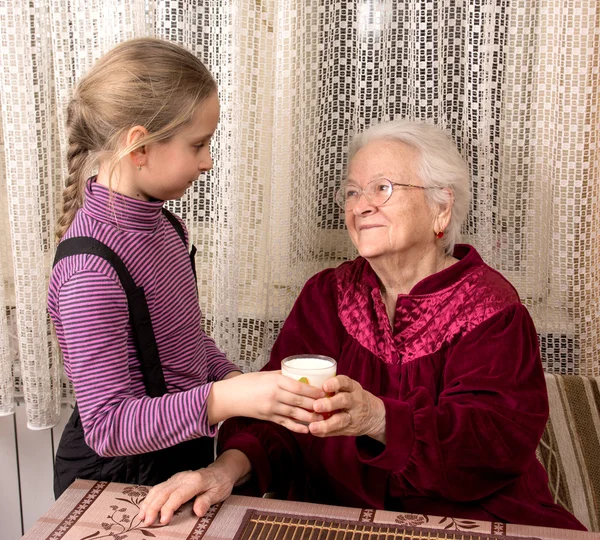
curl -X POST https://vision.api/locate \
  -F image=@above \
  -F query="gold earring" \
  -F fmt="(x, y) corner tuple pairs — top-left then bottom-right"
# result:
(137, 163), (142, 171)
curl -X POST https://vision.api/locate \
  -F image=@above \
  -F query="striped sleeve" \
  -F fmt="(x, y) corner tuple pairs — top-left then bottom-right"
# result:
(58, 269), (217, 457)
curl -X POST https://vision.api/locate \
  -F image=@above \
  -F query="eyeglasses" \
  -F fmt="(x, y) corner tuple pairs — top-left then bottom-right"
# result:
(335, 178), (429, 210)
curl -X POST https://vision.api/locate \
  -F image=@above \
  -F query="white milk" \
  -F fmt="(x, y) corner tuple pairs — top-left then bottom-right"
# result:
(281, 355), (337, 389)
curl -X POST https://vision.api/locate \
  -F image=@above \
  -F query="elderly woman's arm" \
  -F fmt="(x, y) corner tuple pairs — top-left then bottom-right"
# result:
(349, 304), (548, 502)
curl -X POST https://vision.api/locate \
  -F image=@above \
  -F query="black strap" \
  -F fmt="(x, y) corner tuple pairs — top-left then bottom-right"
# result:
(162, 207), (197, 282)
(53, 210), (197, 397)
(53, 238), (136, 291)
(161, 208), (186, 244)
(53, 238), (168, 398)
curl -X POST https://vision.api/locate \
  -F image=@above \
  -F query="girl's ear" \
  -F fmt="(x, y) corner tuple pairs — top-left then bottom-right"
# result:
(435, 188), (454, 233)
(126, 125), (149, 167)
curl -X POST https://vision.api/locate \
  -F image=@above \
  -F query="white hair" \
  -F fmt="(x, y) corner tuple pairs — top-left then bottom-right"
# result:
(348, 119), (471, 255)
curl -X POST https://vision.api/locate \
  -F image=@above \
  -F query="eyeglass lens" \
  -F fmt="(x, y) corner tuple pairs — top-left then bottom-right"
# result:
(337, 179), (394, 208)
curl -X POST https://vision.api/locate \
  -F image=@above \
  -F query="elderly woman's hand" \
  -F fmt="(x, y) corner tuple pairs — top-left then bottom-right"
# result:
(137, 450), (251, 526)
(309, 375), (387, 443)
(137, 468), (231, 527)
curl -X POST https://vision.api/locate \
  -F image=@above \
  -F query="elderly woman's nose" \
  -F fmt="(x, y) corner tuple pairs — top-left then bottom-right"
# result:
(353, 192), (376, 214)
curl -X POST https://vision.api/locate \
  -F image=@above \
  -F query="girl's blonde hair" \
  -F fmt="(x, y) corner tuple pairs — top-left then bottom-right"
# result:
(56, 37), (216, 240)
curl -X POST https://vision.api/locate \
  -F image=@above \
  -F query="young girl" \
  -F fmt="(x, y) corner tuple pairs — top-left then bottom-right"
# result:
(49, 37), (323, 498)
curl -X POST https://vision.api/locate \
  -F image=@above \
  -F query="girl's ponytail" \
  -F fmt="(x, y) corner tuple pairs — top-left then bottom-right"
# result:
(56, 100), (92, 240)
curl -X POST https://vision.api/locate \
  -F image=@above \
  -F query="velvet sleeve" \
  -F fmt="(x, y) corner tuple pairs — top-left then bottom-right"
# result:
(356, 303), (549, 502)
(218, 268), (344, 495)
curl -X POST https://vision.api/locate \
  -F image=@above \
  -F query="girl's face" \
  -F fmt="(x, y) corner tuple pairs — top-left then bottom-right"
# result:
(135, 91), (220, 201)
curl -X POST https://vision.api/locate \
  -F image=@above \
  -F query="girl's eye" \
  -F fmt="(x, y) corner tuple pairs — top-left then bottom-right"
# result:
(194, 143), (205, 150)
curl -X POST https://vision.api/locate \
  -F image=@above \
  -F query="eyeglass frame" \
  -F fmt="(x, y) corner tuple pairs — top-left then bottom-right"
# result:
(335, 178), (433, 210)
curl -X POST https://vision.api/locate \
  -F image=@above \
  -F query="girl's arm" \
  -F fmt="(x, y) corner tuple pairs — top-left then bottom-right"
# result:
(207, 370), (324, 430)
(55, 268), (322, 456)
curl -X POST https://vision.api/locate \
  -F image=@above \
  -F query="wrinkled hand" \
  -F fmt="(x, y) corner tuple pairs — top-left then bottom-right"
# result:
(137, 459), (238, 526)
(309, 375), (386, 443)
(210, 370), (326, 434)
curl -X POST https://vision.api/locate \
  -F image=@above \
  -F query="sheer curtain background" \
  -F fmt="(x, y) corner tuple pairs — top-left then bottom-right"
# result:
(0, 0), (598, 429)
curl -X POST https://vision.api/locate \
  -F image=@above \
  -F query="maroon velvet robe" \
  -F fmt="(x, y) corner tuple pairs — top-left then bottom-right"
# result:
(218, 245), (585, 530)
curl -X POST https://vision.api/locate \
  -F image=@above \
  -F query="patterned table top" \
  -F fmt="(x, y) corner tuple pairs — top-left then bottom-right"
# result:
(22, 480), (597, 540)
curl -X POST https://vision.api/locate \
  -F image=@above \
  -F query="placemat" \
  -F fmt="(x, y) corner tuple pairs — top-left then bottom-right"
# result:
(233, 509), (543, 540)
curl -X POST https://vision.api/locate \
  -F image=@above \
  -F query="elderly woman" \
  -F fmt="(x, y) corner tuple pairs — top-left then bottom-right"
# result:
(138, 120), (584, 530)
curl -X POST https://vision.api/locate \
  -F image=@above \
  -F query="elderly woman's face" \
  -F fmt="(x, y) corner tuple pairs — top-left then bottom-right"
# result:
(345, 139), (437, 261)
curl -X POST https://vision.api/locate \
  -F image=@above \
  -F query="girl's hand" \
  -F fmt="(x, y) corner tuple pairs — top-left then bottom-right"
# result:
(137, 450), (250, 526)
(309, 375), (387, 443)
(208, 371), (326, 433)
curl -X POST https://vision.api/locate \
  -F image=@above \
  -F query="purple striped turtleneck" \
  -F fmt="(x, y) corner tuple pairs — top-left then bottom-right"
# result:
(48, 180), (239, 457)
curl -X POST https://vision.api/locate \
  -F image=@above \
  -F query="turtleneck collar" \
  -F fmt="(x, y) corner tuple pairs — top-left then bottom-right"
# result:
(82, 177), (165, 232)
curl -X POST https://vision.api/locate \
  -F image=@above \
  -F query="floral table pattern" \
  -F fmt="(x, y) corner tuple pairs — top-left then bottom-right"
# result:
(22, 480), (596, 540)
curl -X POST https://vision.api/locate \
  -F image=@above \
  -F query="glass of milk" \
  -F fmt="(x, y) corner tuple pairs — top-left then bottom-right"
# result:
(281, 354), (337, 388)
(281, 354), (337, 419)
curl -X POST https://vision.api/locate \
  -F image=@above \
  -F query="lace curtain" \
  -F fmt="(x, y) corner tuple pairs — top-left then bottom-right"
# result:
(0, 0), (598, 429)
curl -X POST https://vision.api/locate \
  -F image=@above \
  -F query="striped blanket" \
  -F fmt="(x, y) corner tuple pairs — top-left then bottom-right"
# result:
(538, 373), (600, 531)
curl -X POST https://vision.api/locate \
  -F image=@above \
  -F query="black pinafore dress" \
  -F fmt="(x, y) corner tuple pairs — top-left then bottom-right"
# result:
(53, 209), (214, 498)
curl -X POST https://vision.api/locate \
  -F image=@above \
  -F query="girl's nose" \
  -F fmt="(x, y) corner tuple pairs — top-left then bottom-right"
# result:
(199, 150), (213, 173)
